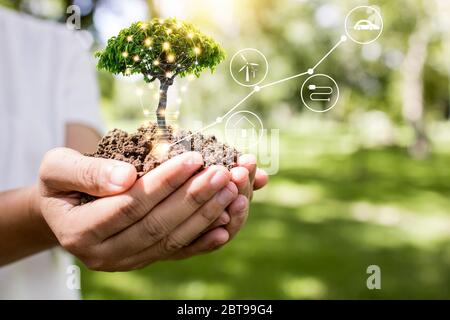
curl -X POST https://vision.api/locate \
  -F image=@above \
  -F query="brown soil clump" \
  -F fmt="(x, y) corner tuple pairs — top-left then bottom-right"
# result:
(81, 122), (240, 203)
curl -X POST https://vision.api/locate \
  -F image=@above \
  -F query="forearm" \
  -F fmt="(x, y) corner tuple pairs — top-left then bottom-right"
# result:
(0, 124), (99, 266)
(0, 185), (57, 266)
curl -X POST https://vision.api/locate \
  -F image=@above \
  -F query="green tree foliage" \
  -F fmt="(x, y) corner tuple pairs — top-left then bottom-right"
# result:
(95, 18), (226, 131)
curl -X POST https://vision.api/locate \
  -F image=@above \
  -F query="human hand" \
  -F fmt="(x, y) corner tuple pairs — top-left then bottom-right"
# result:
(225, 155), (268, 240)
(38, 148), (239, 271)
(180, 154), (269, 250)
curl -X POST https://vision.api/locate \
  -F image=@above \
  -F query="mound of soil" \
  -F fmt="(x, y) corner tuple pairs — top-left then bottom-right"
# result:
(81, 122), (240, 203)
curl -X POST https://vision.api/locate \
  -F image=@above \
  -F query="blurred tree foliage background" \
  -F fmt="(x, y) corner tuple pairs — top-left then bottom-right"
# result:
(2, 0), (450, 298)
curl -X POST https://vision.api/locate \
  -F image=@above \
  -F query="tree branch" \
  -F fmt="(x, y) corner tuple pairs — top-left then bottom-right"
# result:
(144, 74), (157, 83)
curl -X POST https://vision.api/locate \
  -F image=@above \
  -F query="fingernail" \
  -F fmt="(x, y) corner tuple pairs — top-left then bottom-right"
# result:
(221, 213), (231, 224)
(207, 229), (230, 249)
(238, 154), (257, 166)
(231, 167), (249, 182)
(256, 168), (268, 177)
(210, 169), (228, 189)
(109, 165), (132, 187)
(184, 152), (203, 167)
(217, 186), (236, 205)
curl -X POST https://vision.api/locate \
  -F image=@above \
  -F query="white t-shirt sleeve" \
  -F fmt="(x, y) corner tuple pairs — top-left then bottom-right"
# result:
(63, 34), (105, 135)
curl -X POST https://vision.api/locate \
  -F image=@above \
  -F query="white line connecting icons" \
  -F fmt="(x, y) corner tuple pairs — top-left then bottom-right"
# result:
(170, 5), (383, 147)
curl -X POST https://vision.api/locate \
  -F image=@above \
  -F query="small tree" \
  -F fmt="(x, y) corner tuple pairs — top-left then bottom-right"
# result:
(96, 18), (226, 134)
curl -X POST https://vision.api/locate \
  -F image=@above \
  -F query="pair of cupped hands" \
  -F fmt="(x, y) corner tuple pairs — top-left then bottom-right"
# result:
(38, 148), (268, 271)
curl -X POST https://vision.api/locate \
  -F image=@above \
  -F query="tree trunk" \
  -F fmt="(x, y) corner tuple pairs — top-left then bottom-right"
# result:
(157, 80), (170, 139)
(146, 0), (160, 18)
(401, 23), (431, 159)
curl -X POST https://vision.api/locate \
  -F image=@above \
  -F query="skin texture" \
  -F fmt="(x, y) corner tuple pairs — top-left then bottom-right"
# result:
(0, 185), (54, 265)
(0, 124), (268, 269)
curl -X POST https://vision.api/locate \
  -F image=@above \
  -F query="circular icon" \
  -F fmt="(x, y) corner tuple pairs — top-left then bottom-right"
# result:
(345, 6), (383, 45)
(230, 48), (269, 87)
(225, 110), (264, 149)
(300, 74), (339, 113)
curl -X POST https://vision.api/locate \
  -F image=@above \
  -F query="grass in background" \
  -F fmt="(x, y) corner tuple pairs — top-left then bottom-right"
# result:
(80, 123), (450, 299)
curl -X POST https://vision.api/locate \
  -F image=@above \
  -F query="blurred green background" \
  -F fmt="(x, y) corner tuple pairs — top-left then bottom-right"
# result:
(3, 0), (450, 299)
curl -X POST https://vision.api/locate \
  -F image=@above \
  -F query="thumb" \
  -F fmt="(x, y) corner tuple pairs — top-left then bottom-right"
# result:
(39, 148), (137, 197)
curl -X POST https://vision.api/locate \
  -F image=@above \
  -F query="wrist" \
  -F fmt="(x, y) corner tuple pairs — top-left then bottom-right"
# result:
(27, 185), (58, 246)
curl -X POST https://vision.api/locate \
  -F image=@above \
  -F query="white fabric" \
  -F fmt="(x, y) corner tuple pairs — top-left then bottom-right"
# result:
(0, 8), (104, 299)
